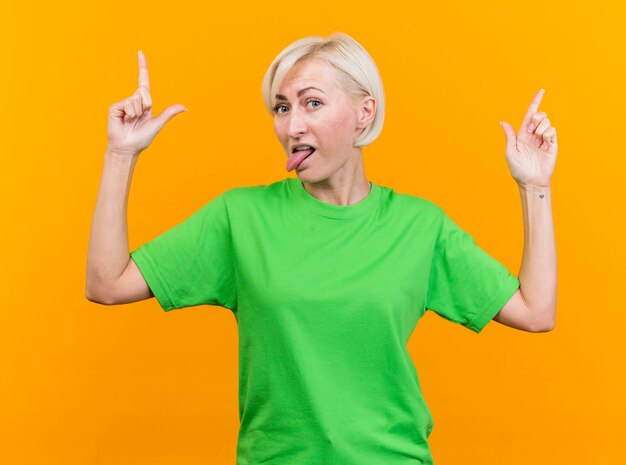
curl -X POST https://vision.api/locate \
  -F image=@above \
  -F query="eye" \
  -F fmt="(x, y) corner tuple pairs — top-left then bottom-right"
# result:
(273, 98), (323, 115)
(273, 104), (288, 114)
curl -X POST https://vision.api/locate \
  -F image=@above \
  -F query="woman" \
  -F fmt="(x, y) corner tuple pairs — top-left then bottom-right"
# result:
(86, 32), (557, 465)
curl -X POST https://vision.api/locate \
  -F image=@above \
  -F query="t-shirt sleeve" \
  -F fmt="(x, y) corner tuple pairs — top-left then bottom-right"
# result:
(425, 206), (520, 334)
(129, 192), (237, 312)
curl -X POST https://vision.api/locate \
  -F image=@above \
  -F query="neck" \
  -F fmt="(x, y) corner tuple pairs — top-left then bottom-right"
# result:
(300, 152), (370, 206)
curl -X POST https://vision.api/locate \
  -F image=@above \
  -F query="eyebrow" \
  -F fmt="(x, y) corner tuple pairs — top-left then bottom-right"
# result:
(275, 86), (326, 101)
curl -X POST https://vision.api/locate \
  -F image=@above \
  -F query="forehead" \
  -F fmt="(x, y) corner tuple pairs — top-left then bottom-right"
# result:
(276, 58), (341, 93)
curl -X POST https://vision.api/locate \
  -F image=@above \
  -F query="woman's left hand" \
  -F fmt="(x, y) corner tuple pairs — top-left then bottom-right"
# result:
(500, 89), (558, 189)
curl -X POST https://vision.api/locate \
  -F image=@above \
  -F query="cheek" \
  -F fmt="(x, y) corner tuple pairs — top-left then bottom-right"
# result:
(331, 107), (352, 125)
(324, 112), (354, 140)
(333, 115), (357, 147)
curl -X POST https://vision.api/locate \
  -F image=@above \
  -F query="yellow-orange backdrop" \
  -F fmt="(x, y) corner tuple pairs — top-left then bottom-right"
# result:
(1, 0), (624, 463)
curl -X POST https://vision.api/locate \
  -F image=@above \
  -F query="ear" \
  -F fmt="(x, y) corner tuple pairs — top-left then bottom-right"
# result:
(356, 96), (376, 129)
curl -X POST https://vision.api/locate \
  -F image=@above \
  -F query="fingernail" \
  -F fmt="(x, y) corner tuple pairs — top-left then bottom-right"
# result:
(528, 123), (535, 133)
(138, 50), (143, 54)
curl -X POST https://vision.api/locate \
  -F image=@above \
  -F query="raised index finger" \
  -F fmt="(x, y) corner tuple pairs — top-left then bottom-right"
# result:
(138, 50), (150, 90)
(521, 88), (544, 130)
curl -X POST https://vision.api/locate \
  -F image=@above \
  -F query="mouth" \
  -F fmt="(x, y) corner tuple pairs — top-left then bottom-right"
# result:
(290, 144), (317, 154)
(286, 146), (316, 172)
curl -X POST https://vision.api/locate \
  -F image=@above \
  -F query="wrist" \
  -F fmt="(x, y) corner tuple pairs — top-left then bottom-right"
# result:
(105, 147), (140, 163)
(517, 182), (551, 192)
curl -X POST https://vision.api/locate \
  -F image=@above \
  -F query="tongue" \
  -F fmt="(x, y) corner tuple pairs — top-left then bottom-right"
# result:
(286, 149), (314, 172)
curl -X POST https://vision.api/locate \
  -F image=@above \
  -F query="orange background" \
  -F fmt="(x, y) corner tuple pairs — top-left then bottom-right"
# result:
(1, 0), (624, 463)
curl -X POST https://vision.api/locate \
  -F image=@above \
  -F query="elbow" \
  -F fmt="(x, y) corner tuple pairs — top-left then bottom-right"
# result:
(85, 287), (104, 304)
(85, 279), (97, 302)
(85, 279), (115, 306)
(531, 321), (555, 333)
(85, 290), (116, 306)
(528, 311), (556, 333)
(85, 288), (104, 304)
(85, 277), (102, 303)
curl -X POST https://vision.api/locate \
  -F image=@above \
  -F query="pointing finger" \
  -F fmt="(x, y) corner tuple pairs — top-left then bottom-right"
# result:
(133, 85), (153, 111)
(138, 50), (150, 91)
(521, 88), (544, 132)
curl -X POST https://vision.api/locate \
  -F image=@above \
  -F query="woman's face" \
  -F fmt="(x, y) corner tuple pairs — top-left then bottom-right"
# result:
(273, 57), (372, 183)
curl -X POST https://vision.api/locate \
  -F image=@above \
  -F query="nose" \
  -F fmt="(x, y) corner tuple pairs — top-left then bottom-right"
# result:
(286, 106), (307, 139)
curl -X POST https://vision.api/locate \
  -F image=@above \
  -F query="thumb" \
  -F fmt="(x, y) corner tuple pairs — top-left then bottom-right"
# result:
(499, 121), (517, 153)
(152, 104), (188, 133)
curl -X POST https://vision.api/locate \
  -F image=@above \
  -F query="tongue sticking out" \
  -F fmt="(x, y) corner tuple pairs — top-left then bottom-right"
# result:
(286, 149), (315, 172)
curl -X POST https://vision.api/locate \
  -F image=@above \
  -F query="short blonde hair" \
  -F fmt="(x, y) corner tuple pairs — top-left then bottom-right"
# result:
(262, 32), (385, 148)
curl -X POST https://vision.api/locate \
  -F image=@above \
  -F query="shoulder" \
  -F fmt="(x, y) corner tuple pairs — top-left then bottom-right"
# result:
(377, 182), (443, 218)
(224, 178), (288, 196)
(219, 178), (290, 207)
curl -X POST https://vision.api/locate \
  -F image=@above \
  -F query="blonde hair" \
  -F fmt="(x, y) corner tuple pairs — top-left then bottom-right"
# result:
(262, 32), (385, 148)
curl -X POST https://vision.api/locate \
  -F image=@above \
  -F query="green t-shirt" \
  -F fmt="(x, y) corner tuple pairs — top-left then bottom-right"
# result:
(130, 177), (520, 465)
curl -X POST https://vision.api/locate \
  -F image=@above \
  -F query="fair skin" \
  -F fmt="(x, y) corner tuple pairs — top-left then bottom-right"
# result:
(85, 51), (186, 304)
(492, 89), (558, 333)
(274, 61), (557, 334)
(273, 57), (376, 206)
(87, 51), (557, 336)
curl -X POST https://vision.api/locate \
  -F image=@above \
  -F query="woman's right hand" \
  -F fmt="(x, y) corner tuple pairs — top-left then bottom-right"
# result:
(107, 50), (187, 157)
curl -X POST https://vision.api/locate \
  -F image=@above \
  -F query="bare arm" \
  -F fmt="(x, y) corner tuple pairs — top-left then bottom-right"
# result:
(85, 50), (186, 305)
(494, 89), (558, 332)
(517, 184), (557, 329)
(494, 185), (556, 332)
(85, 150), (153, 304)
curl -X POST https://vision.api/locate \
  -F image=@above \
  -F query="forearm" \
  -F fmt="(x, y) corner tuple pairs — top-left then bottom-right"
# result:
(517, 184), (557, 330)
(86, 149), (138, 299)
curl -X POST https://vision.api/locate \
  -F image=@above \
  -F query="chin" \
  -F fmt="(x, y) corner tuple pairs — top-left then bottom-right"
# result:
(295, 168), (315, 180)
(296, 171), (330, 186)
(295, 170), (314, 182)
